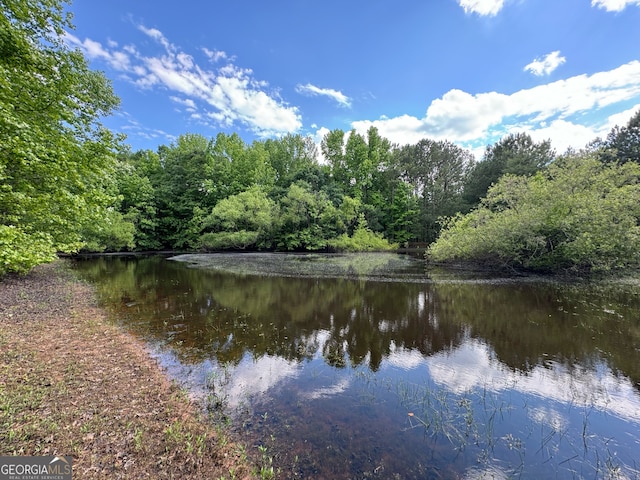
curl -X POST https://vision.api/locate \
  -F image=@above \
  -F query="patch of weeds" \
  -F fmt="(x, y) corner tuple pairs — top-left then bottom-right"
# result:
(162, 420), (207, 458)
(256, 444), (276, 480)
(133, 427), (145, 452)
(164, 420), (184, 446)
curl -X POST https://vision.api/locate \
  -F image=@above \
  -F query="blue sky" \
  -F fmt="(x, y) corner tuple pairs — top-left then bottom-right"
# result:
(65, 0), (640, 159)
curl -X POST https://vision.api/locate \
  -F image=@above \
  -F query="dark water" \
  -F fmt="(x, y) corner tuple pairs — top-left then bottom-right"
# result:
(72, 253), (640, 479)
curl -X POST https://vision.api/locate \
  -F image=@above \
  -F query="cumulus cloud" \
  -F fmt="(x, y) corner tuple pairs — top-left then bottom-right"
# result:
(295, 83), (352, 107)
(524, 51), (566, 76)
(351, 61), (640, 155)
(458, 0), (505, 16)
(64, 26), (301, 138)
(607, 103), (640, 127)
(591, 0), (640, 11)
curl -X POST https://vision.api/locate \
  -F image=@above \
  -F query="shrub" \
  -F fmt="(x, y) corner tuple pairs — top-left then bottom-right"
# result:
(0, 226), (57, 275)
(428, 156), (640, 273)
(328, 214), (398, 252)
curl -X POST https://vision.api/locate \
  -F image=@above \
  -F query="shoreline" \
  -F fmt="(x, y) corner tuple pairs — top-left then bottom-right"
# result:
(0, 260), (255, 479)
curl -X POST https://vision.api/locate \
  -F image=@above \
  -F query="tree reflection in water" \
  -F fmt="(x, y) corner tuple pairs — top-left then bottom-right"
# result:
(73, 254), (640, 479)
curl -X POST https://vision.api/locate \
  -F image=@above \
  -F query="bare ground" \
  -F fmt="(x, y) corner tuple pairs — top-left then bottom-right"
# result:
(0, 260), (256, 479)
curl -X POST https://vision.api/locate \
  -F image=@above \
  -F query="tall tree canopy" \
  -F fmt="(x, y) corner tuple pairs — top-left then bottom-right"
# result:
(463, 133), (555, 206)
(396, 139), (472, 242)
(1, 0), (121, 274)
(598, 109), (640, 165)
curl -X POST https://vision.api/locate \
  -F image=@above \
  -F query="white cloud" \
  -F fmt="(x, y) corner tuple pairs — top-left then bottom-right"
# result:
(607, 103), (640, 127)
(138, 25), (173, 52)
(65, 25), (302, 137)
(202, 47), (228, 62)
(524, 51), (566, 76)
(304, 377), (351, 400)
(170, 96), (197, 112)
(223, 354), (300, 407)
(296, 83), (352, 108)
(521, 119), (599, 153)
(591, 0), (640, 11)
(351, 61), (640, 154)
(426, 339), (640, 424)
(458, 0), (505, 16)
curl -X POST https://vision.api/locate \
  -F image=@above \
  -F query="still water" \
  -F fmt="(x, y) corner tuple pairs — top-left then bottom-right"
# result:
(72, 253), (640, 479)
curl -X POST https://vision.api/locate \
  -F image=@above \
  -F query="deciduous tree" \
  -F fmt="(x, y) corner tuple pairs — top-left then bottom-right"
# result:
(1, 0), (121, 273)
(430, 154), (640, 273)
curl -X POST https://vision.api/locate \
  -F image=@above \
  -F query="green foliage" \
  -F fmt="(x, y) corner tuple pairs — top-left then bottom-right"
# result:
(275, 183), (331, 250)
(396, 139), (473, 242)
(115, 152), (162, 250)
(0, 0), (121, 273)
(321, 129), (348, 189)
(200, 230), (261, 250)
(328, 214), (398, 252)
(80, 209), (135, 252)
(598, 109), (640, 165)
(429, 155), (640, 273)
(201, 187), (277, 250)
(263, 134), (318, 188)
(208, 133), (275, 200)
(154, 134), (215, 249)
(463, 132), (555, 207)
(386, 181), (419, 244)
(0, 226), (57, 275)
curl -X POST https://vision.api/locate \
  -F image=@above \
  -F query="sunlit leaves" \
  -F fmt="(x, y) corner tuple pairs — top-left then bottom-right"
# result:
(201, 186), (277, 250)
(0, 0), (120, 273)
(429, 155), (640, 273)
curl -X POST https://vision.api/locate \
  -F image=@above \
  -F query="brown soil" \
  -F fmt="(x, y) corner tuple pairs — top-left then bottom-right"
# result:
(0, 260), (256, 479)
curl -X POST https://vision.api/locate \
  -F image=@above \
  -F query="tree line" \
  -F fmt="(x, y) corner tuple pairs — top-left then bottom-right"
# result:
(2, 0), (639, 275)
(86, 128), (561, 254)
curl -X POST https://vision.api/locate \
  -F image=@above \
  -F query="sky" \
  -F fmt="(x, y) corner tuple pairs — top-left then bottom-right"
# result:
(64, 0), (640, 160)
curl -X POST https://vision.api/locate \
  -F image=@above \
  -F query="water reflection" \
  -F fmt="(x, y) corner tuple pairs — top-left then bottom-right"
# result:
(73, 254), (640, 479)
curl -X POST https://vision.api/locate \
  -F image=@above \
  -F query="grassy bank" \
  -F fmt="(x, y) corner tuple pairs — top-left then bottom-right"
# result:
(0, 260), (256, 479)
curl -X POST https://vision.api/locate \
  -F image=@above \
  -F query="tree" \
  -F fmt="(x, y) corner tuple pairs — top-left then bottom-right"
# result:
(344, 130), (370, 200)
(200, 186), (278, 250)
(1, 0), (120, 274)
(385, 181), (419, 244)
(397, 139), (473, 242)
(328, 214), (398, 252)
(429, 154), (640, 273)
(264, 134), (319, 189)
(80, 208), (135, 252)
(599, 109), (640, 165)
(113, 150), (162, 251)
(154, 134), (215, 249)
(463, 133), (554, 206)
(275, 182), (338, 251)
(321, 129), (348, 189)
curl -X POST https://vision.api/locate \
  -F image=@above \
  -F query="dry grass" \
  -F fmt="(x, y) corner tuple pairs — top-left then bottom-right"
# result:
(0, 260), (255, 479)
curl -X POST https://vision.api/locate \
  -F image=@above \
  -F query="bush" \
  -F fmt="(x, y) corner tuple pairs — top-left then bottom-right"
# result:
(428, 156), (640, 273)
(328, 214), (398, 252)
(0, 226), (57, 275)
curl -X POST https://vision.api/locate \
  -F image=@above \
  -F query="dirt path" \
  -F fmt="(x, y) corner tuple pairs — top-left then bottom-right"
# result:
(0, 260), (255, 479)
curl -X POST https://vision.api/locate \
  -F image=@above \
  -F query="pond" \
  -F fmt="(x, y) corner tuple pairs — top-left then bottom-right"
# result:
(72, 253), (640, 479)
